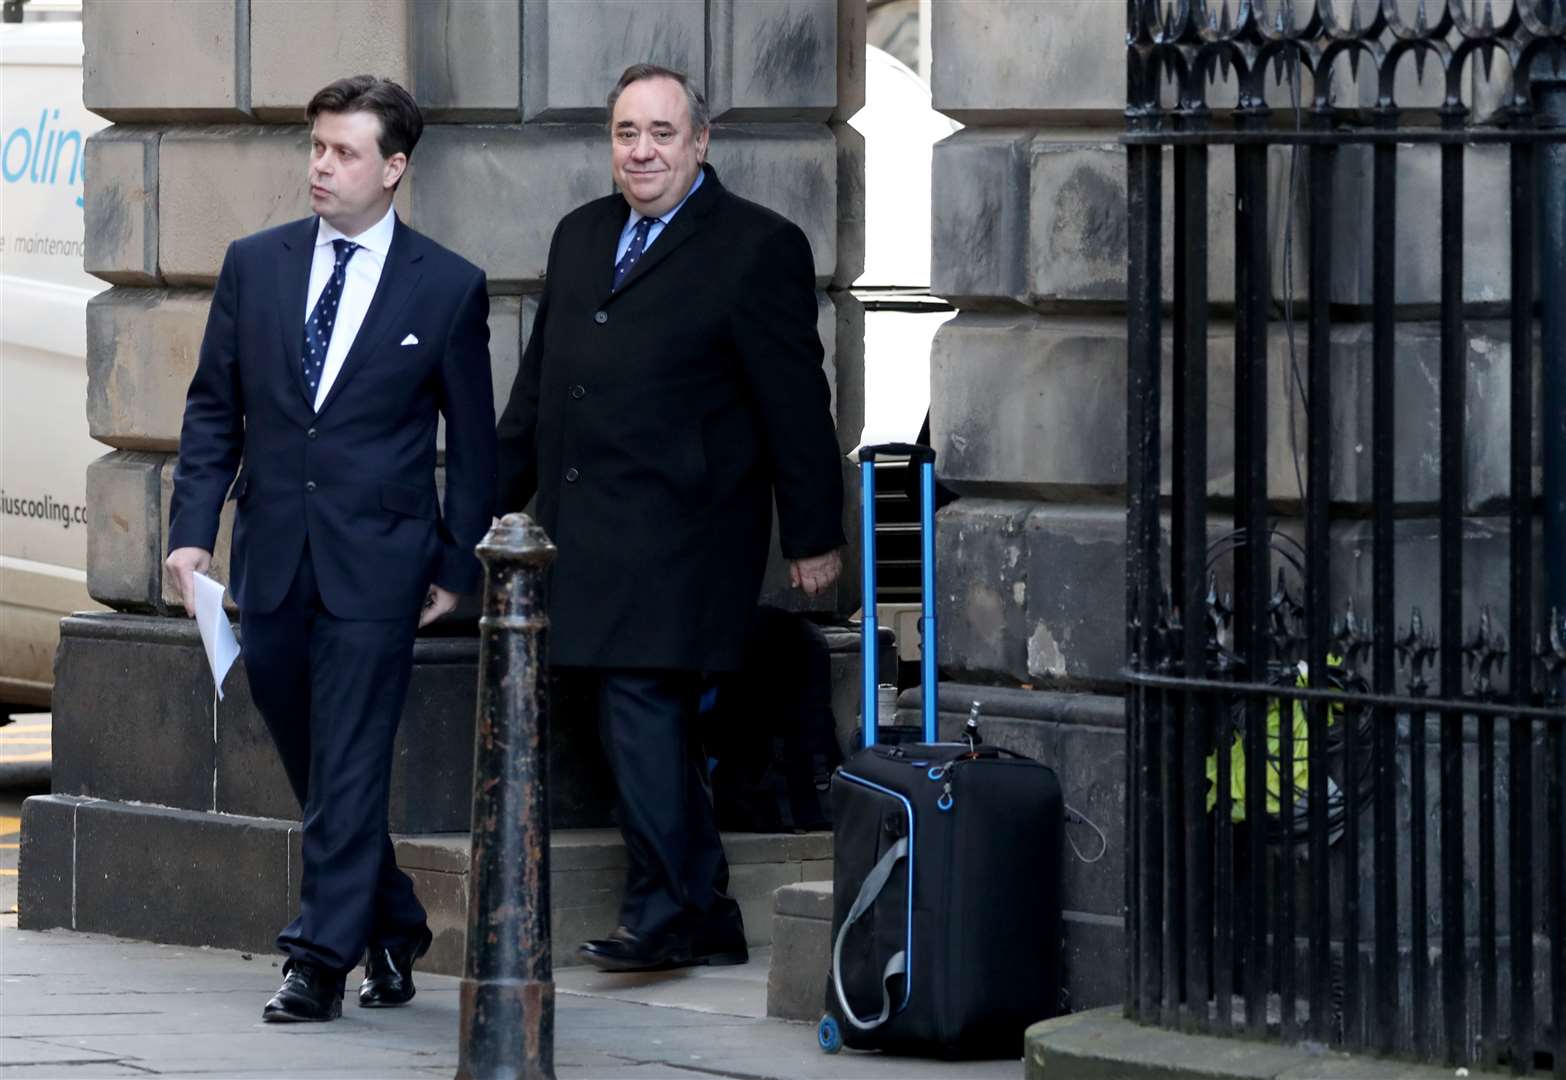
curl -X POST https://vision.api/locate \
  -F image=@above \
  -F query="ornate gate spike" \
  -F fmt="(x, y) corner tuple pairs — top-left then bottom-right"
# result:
(1462, 606), (1507, 697)
(1395, 605), (1439, 694)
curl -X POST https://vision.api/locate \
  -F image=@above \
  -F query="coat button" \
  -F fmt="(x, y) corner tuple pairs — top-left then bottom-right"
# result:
(570, 384), (586, 399)
(564, 467), (579, 483)
(305, 481), (317, 493)
(307, 427), (318, 440)
(593, 310), (608, 325)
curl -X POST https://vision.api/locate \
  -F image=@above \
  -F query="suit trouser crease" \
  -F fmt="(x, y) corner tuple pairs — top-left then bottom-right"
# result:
(240, 543), (427, 973)
(595, 671), (733, 940)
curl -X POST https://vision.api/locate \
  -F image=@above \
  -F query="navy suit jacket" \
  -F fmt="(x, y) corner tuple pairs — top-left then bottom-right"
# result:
(169, 214), (497, 621)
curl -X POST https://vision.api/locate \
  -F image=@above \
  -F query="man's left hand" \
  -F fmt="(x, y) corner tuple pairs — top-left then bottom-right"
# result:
(789, 549), (843, 597)
(419, 584), (458, 627)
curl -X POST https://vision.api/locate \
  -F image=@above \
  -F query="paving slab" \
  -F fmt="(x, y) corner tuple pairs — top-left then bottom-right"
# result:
(0, 926), (1022, 1079)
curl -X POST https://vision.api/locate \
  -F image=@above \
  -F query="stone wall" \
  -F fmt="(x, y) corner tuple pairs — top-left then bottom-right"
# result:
(79, 0), (866, 617)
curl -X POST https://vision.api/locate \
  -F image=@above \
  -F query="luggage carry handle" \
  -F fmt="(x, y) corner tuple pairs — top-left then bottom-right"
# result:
(857, 444), (938, 748)
(830, 835), (910, 1031)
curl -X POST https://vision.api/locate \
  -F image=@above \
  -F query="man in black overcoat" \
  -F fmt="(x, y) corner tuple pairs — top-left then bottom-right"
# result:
(166, 76), (496, 1019)
(496, 63), (846, 972)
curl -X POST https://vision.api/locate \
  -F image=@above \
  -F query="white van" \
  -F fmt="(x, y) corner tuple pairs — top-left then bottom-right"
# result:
(0, 13), (107, 708)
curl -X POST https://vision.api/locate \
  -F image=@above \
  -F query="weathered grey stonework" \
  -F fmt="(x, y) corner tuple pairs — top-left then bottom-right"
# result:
(930, 315), (1540, 512)
(930, 0), (1126, 125)
(157, 127), (312, 286)
(82, 0), (250, 121)
(708, 0), (838, 120)
(83, 127), (159, 285)
(931, 132), (1312, 310)
(1327, 144), (1513, 308)
(521, 0), (705, 122)
(411, 123), (837, 291)
(931, 498), (1036, 683)
(833, 121), (866, 288)
(408, 124), (609, 291)
(706, 124), (839, 285)
(248, 0), (410, 121)
(935, 497), (1541, 689)
(409, 0), (522, 121)
(84, 450), (169, 610)
(932, 317), (1269, 501)
(85, 289), (208, 451)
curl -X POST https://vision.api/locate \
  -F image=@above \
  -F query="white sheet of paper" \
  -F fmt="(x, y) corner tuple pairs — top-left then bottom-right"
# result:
(193, 571), (240, 699)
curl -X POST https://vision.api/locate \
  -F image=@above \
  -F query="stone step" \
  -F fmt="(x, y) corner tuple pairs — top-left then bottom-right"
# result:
(18, 795), (830, 976)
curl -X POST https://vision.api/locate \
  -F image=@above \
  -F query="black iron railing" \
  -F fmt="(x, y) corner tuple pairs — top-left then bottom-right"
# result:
(1123, 0), (1566, 1072)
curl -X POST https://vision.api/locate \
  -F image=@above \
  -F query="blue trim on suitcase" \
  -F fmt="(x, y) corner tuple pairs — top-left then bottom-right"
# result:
(837, 769), (916, 1015)
(860, 460), (879, 748)
(919, 459), (937, 743)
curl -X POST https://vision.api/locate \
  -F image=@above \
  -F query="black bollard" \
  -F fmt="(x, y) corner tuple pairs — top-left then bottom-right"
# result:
(456, 513), (557, 1080)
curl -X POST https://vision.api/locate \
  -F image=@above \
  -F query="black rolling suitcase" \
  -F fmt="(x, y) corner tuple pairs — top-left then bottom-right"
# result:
(817, 444), (1064, 1060)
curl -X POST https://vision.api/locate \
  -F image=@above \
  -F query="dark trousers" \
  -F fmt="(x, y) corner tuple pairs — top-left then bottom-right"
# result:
(592, 670), (738, 940)
(239, 543), (428, 974)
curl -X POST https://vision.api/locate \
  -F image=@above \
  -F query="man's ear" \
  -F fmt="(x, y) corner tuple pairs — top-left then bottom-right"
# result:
(694, 127), (709, 165)
(382, 152), (408, 191)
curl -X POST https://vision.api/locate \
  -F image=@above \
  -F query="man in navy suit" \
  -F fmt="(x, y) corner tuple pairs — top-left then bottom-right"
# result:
(497, 64), (845, 973)
(166, 76), (496, 1022)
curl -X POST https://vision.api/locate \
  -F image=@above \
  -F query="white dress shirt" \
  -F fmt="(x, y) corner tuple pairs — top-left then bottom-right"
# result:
(305, 204), (396, 411)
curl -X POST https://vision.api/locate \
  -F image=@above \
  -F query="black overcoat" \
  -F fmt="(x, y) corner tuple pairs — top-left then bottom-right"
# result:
(496, 165), (846, 671)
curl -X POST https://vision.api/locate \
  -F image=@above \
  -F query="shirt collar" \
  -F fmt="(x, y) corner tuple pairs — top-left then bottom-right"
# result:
(626, 168), (704, 231)
(316, 203), (397, 256)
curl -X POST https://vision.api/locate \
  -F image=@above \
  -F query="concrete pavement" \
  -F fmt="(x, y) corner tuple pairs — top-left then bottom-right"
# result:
(0, 924), (1022, 1079)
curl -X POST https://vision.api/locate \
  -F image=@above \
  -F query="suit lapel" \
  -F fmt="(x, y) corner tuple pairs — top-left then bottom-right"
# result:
(314, 216), (424, 420)
(313, 216), (425, 419)
(275, 218), (318, 410)
(601, 165), (722, 304)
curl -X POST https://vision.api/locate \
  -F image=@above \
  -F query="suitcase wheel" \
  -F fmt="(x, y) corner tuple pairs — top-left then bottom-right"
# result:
(817, 1014), (843, 1054)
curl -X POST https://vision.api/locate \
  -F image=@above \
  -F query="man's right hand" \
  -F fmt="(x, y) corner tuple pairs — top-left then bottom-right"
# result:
(165, 547), (213, 617)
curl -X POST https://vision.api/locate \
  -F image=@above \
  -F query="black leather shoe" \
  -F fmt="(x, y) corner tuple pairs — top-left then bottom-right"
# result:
(262, 959), (343, 1023)
(577, 925), (692, 973)
(358, 928), (432, 1008)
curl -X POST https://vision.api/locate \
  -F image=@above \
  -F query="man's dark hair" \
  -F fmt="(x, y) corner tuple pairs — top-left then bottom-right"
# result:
(306, 75), (424, 161)
(606, 63), (710, 131)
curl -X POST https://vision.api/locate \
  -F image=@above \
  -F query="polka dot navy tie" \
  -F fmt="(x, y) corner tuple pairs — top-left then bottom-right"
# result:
(302, 238), (359, 397)
(612, 217), (654, 292)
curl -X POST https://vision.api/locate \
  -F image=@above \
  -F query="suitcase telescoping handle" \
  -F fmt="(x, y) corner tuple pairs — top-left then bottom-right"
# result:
(858, 443), (937, 747)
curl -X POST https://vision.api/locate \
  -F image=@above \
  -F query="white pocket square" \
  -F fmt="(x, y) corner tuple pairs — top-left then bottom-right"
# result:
(400, 333), (419, 346)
